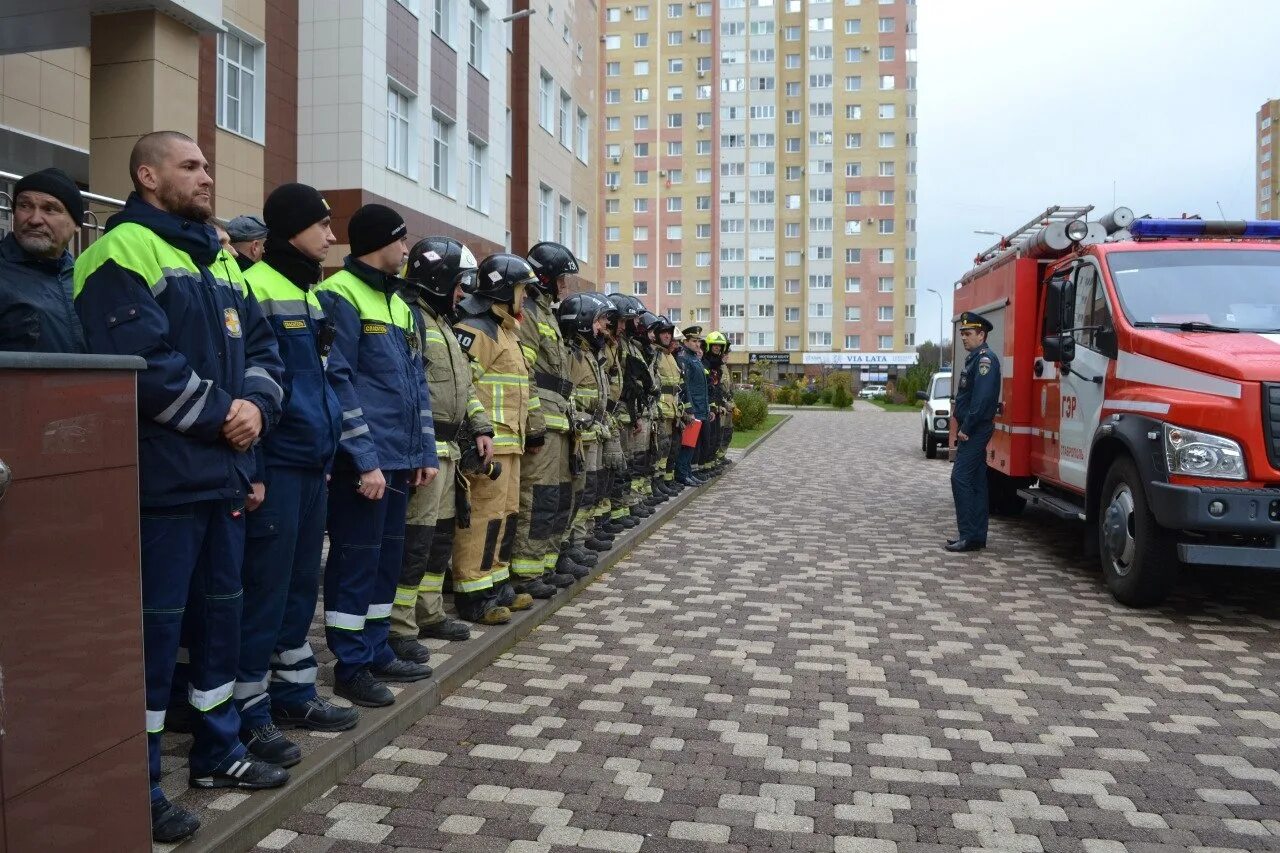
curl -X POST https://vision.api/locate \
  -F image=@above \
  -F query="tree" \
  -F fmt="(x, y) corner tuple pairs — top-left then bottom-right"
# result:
(915, 339), (954, 373)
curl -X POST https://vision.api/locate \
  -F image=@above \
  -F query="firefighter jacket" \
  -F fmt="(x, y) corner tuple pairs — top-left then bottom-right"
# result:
(617, 335), (656, 423)
(73, 193), (285, 508)
(517, 290), (572, 433)
(676, 344), (710, 420)
(567, 338), (608, 442)
(410, 300), (493, 461)
(602, 338), (625, 425)
(454, 303), (537, 455)
(242, 256), (341, 475)
(654, 347), (683, 419)
(317, 258), (437, 474)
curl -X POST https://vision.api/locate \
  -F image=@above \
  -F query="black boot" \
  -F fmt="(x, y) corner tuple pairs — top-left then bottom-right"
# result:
(372, 658), (433, 682)
(567, 545), (598, 566)
(241, 722), (302, 768)
(515, 577), (559, 599)
(334, 668), (394, 707)
(152, 798), (200, 843)
(557, 554), (591, 578)
(585, 536), (613, 552)
(419, 617), (472, 641)
(388, 635), (431, 664)
(543, 571), (575, 588)
(272, 695), (360, 732)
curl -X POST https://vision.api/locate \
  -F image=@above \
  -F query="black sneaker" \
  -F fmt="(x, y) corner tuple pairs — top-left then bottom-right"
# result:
(152, 798), (200, 843)
(543, 571), (575, 588)
(272, 695), (360, 732)
(388, 635), (431, 664)
(515, 578), (558, 599)
(335, 669), (395, 707)
(372, 658), (433, 683)
(241, 723), (302, 768)
(190, 756), (289, 790)
(419, 618), (471, 641)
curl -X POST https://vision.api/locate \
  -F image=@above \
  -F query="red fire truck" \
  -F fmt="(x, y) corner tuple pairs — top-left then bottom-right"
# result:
(953, 205), (1280, 607)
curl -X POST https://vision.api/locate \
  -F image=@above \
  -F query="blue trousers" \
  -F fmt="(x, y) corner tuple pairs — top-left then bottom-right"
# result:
(324, 469), (410, 683)
(142, 500), (247, 801)
(235, 467), (327, 730)
(951, 424), (993, 543)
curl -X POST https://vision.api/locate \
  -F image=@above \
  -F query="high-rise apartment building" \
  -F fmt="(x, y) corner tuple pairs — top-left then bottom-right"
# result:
(599, 0), (917, 381)
(1258, 99), (1280, 220)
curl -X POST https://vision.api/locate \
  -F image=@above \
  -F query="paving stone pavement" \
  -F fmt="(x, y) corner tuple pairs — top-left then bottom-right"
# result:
(253, 406), (1280, 853)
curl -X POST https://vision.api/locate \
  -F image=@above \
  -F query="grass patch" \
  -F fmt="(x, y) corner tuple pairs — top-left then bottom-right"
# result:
(730, 413), (786, 449)
(866, 399), (920, 413)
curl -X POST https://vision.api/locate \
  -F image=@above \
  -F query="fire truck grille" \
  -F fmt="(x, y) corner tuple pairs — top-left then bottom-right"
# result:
(1264, 384), (1280, 471)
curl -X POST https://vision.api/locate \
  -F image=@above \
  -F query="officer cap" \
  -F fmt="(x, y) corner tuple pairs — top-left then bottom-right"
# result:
(682, 325), (703, 341)
(958, 312), (993, 333)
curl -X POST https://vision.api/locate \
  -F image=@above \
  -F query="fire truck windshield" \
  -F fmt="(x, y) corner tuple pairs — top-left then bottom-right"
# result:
(1107, 249), (1280, 333)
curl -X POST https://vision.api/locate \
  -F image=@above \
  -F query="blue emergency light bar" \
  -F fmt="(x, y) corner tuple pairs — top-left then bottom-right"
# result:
(1129, 218), (1280, 239)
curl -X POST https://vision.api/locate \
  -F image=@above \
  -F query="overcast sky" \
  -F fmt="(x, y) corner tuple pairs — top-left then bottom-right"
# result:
(915, 0), (1278, 348)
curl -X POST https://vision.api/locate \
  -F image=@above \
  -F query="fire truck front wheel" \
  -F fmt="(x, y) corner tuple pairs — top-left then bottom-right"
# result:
(1099, 457), (1178, 607)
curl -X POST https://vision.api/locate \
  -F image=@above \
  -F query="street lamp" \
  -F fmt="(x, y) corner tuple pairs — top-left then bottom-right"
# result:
(926, 288), (945, 369)
(500, 8), (535, 22)
(973, 229), (1003, 239)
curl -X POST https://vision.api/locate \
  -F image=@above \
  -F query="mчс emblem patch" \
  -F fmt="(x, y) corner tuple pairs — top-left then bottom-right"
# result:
(224, 307), (242, 338)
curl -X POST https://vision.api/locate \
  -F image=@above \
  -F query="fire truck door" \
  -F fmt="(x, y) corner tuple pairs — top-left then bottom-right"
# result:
(1058, 262), (1109, 490)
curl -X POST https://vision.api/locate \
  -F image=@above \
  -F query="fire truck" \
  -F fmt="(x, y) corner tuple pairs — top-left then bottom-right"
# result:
(953, 205), (1280, 607)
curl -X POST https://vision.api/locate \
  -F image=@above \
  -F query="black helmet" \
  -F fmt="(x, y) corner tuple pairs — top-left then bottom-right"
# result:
(406, 237), (478, 300)
(470, 253), (538, 305)
(557, 292), (611, 341)
(647, 313), (675, 336)
(607, 293), (641, 320)
(527, 241), (579, 299)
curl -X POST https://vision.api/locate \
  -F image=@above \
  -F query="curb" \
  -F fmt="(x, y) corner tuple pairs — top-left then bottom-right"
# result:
(180, 469), (728, 853)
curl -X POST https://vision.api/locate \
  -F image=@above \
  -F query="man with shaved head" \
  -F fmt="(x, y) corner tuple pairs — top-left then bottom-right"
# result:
(74, 130), (288, 843)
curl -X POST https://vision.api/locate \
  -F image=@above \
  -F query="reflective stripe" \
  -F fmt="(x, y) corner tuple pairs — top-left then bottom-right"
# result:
(576, 388), (600, 398)
(272, 642), (314, 666)
(244, 365), (284, 405)
(543, 554), (559, 570)
(418, 573), (445, 593)
(425, 330), (448, 344)
(174, 380), (214, 433)
(367, 602), (393, 619)
(394, 586), (418, 606)
(492, 435), (523, 449)
(189, 680), (235, 711)
(156, 372), (202, 425)
(341, 424), (371, 441)
(467, 399), (485, 417)
(477, 373), (530, 385)
(343, 408), (364, 420)
(272, 666), (318, 684)
(325, 610), (366, 630)
(543, 414), (570, 431)
(241, 693), (270, 710)
(521, 344), (538, 365)
(234, 676), (269, 699)
(146, 709), (166, 733)
(512, 557), (545, 577)
(536, 321), (559, 339)
(491, 566), (510, 584)
(456, 573), (494, 592)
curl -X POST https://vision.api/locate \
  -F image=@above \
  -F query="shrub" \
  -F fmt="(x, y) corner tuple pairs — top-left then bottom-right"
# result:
(831, 384), (853, 409)
(800, 389), (821, 406)
(887, 391), (908, 405)
(733, 390), (769, 430)
(818, 387), (833, 404)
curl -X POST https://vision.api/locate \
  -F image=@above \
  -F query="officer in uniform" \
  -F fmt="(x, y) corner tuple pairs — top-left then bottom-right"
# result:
(74, 131), (287, 842)
(389, 237), (494, 662)
(236, 183), (359, 768)
(676, 325), (710, 485)
(317, 204), (438, 708)
(559, 292), (612, 563)
(451, 254), (542, 623)
(947, 311), (1001, 553)
(511, 242), (586, 597)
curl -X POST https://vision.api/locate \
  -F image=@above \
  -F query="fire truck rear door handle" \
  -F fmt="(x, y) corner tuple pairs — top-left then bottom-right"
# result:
(0, 457), (10, 503)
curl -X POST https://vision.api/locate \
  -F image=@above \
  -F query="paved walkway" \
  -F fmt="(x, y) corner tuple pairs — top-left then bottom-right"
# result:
(253, 407), (1280, 853)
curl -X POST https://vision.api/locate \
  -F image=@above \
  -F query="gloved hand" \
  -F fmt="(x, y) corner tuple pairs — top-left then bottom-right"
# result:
(604, 437), (626, 471)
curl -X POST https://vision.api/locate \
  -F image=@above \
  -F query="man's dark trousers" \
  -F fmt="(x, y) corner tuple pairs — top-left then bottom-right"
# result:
(143, 500), (248, 802)
(950, 424), (993, 543)
(236, 466), (326, 729)
(324, 469), (411, 682)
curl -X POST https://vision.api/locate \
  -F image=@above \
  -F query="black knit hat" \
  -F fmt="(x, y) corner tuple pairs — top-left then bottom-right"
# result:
(15, 167), (83, 225)
(262, 183), (330, 239)
(348, 204), (407, 258)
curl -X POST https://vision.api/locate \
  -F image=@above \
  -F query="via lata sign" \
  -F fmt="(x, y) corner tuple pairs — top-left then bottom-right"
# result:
(801, 352), (919, 366)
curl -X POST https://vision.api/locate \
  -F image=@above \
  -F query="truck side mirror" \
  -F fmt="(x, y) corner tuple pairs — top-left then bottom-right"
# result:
(1042, 333), (1076, 365)
(1060, 278), (1077, 330)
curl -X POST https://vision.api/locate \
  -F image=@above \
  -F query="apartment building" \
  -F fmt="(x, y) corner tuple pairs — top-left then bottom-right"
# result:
(1258, 99), (1280, 220)
(599, 0), (918, 381)
(509, 0), (601, 291)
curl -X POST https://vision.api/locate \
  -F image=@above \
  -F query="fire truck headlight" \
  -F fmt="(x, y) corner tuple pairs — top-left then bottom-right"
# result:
(1162, 424), (1247, 480)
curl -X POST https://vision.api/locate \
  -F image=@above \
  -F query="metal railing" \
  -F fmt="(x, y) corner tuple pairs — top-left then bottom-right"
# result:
(0, 169), (129, 256)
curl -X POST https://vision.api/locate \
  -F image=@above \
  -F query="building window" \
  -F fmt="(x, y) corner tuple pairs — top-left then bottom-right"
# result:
(634, 280), (649, 295)
(845, 306), (861, 321)
(558, 90), (572, 148)
(575, 109), (590, 163)
(387, 84), (413, 176)
(558, 196), (571, 245)
(468, 1), (486, 70)
(539, 185), (553, 241)
(878, 335), (894, 350)
(878, 306), (894, 321)
(844, 335), (860, 350)
(539, 70), (555, 130)
(785, 335), (799, 350)
(433, 0), (454, 40)
(667, 280), (682, 294)
(576, 209), (589, 262)
(809, 331), (832, 348)
(467, 138), (486, 211)
(217, 26), (265, 141)
(432, 114), (453, 193)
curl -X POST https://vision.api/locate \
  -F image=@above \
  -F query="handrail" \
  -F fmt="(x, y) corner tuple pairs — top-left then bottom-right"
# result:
(0, 169), (129, 210)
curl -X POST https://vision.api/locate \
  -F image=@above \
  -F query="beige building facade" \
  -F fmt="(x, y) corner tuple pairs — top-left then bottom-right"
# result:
(1258, 99), (1279, 220)
(599, 0), (918, 381)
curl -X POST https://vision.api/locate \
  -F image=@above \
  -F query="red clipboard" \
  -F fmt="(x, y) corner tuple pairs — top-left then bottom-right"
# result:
(681, 418), (702, 448)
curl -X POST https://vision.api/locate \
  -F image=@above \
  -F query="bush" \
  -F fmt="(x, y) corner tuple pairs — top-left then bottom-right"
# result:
(800, 389), (821, 406)
(888, 391), (908, 405)
(775, 387), (793, 406)
(733, 390), (769, 430)
(831, 384), (853, 409)
(818, 387), (833, 404)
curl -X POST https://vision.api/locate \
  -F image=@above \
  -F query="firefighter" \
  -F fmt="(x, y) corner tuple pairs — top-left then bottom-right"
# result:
(559, 292), (613, 564)
(592, 300), (626, 542)
(317, 204), (439, 708)
(636, 311), (672, 505)
(236, 183), (359, 768)
(73, 131), (287, 842)
(512, 241), (587, 597)
(452, 253), (542, 623)
(676, 325), (710, 485)
(948, 311), (1001, 553)
(699, 331), (728, 477)
(608, 294), (658, 521)
(389, 237), (494, 663)
(600, 301), (637, 532)
(647, 313), (683, 497)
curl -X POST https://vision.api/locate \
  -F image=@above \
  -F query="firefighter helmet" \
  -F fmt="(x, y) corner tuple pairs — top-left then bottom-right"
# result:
(405, 236), (478, 300)
(526, 241), (579, 299)
(469, 253), (538, 305)
(557, 292), (611, 341)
